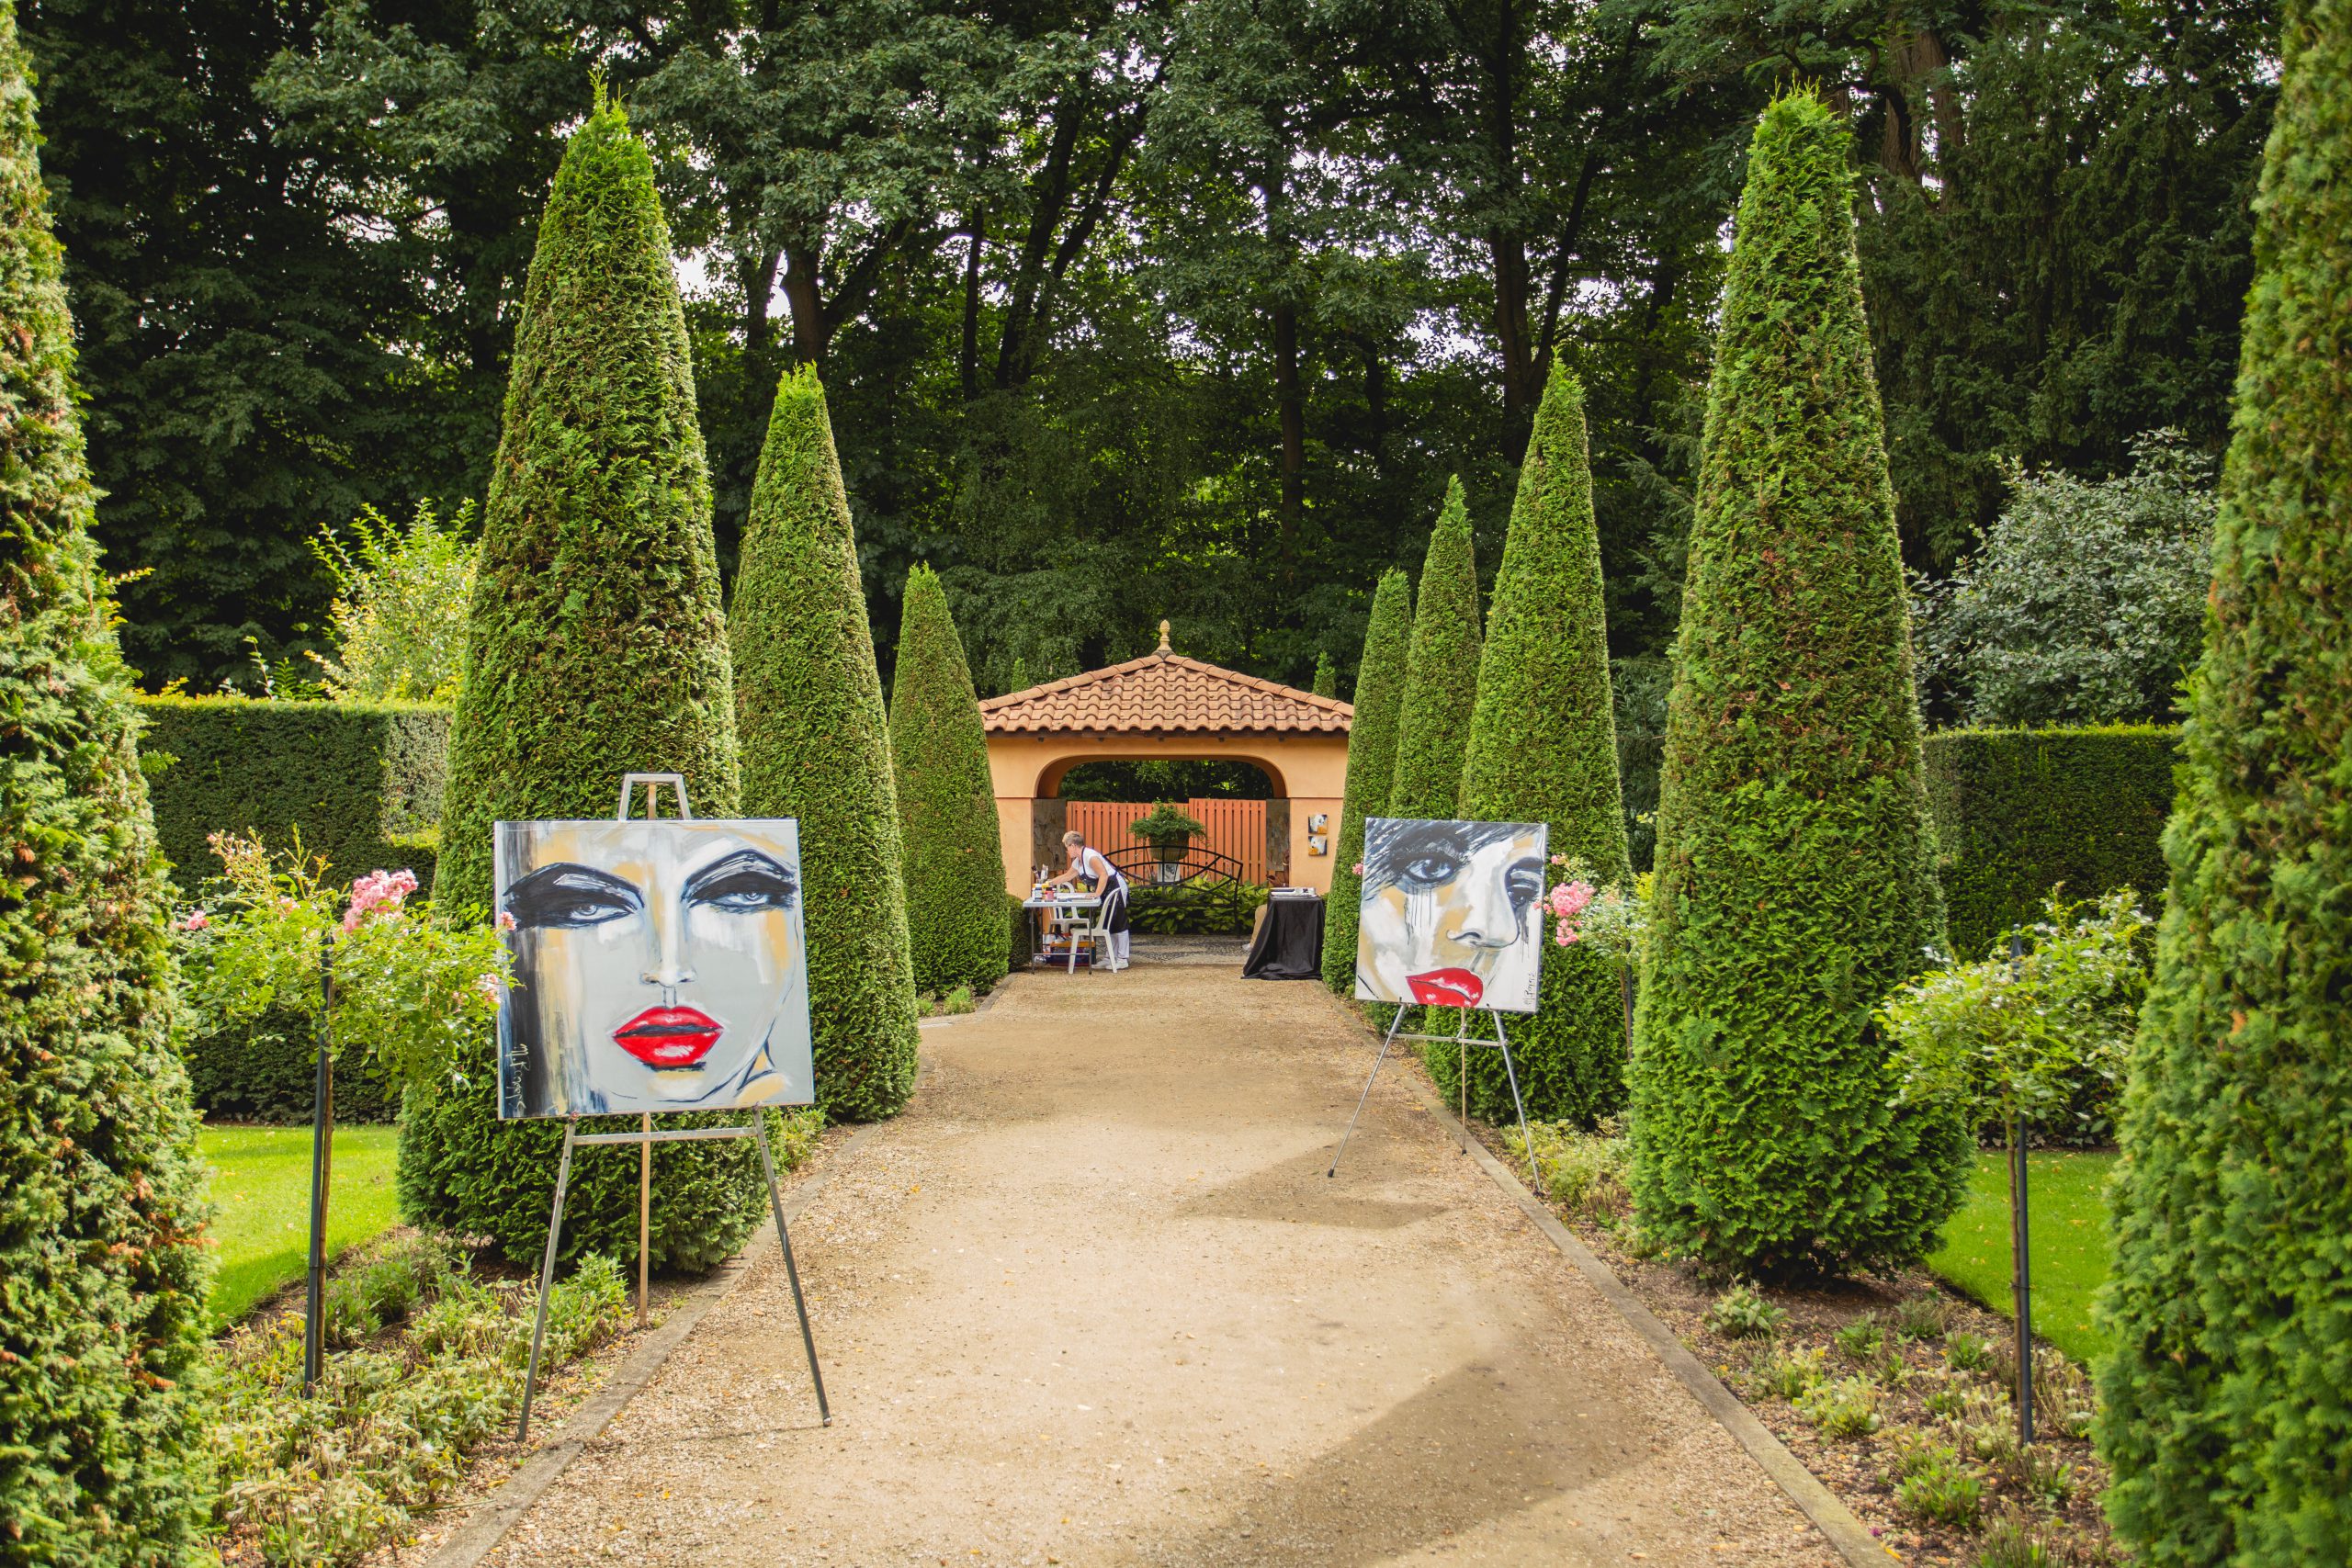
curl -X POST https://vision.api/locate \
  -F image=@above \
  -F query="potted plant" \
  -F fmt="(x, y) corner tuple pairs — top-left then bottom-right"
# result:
(1129, 803), (1209, 866)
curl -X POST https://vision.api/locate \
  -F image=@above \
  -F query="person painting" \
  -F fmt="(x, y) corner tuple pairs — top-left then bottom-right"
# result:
(1043, 829), (1131, 971)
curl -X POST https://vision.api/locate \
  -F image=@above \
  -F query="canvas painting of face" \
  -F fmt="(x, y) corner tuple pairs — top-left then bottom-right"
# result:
(1355, 818), (1549, 1013)
(495, 819), (814, 1118)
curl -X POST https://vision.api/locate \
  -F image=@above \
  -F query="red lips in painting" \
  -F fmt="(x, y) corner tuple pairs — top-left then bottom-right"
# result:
(613, 1006), (723, 1068)
(1406, 968), (1484, 1008)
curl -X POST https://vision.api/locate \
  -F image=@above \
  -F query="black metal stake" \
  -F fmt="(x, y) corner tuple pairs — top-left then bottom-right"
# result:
(301, 930), (335, 1393)
(1620, 966), (1635, 1059)
(2008, 929), (2034, 1447)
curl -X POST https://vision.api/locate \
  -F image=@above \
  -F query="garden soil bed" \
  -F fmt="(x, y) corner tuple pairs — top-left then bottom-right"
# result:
(1461, 1115), (2124, 1566)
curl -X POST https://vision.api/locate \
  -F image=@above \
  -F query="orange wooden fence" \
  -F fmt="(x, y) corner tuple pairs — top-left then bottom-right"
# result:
(1064, 797), (1267, 884)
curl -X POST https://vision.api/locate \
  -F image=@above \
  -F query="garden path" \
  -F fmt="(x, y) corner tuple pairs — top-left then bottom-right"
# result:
(478, 966), (1841, 1566)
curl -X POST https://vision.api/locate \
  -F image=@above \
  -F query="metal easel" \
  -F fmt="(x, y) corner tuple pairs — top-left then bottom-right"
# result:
(514, 773), (831, 1442)
(1329, 1004), (1541, 1186)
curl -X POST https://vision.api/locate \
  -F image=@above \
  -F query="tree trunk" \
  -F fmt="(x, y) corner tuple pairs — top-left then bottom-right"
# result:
(781, 243), (827, 369)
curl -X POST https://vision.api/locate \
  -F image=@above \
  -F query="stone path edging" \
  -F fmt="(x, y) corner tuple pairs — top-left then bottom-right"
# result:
(1353, 998), (1893, 1567)
(425, 1110), (899, 1568)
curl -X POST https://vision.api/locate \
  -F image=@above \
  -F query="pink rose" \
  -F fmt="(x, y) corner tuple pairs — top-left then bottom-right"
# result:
(177, 909), (210, 932)
(495, 909), (517, 931)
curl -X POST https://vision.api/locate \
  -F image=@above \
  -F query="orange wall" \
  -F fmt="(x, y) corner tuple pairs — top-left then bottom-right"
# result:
(989, 731), (1349, 897)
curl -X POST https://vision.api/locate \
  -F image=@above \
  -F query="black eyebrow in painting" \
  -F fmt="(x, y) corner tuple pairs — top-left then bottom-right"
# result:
(504, 863), (643, 921)
(683, 849), (798, 903)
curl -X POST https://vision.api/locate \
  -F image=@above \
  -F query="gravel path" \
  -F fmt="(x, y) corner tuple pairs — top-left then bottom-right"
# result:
(480, 965), (1842, 1566)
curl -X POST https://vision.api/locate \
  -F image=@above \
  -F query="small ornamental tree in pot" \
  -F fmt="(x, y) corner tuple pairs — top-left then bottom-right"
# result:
(2097, 1), (2352, 1555)
(0, 9), (213, 1552)
(731, 367), (922, 1122)
(889, 563), (1010, 997)
(1322, 569), (1412, 993)
(1388, 477), (1483, 822)
(1440, 364), (1634, 1127)
(401, 96), (766, 1270)
(1130, 803), (1209, 864)
(1627, 91), (1967, 1279)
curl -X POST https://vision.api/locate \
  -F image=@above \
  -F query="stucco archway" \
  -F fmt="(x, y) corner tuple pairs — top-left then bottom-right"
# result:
(981, 626), (1351, 895)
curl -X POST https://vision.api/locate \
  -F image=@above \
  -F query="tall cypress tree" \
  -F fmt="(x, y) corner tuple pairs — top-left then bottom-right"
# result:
(1435, 365), (1633, 1126)
(0, 6), (210, 1552)
(1311, 649), (1338, 698)
(2097, 1), (2352, 1555)
(1388, 477), (1483, 821)
(1627, 93), (1965, 1278)
(401, 96), (763, 1270)
(1322, 568), (1412, 994)
(732, 368), (921, 1121)
(889, 563), (1009, 998)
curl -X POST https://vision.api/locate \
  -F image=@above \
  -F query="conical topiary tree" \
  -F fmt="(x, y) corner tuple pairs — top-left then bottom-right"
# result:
(1322, 569), (1412, 994)
(1626, 92), (1965, 1278)
(1431, 364), (1633, 1126)
(0, 9), (211, 1553)
(2096, 3), (2352, 1555)
(1311, 649), (1338, 698)
(889, 563), (1009, 997)
(732, 367), (922, 1121)
(399, 96), (764, 1271)
(1388, 477), (1483, 820)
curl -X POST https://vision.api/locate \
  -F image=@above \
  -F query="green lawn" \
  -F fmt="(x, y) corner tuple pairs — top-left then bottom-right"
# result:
(198, 1124), (404, 1328)
(1927, 1148), (2118, 1366)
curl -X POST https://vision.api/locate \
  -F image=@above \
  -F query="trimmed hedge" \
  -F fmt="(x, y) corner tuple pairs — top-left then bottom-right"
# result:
(184, 1009), (398, 1124)
(1628, 93), (1965, 1279)
(889, 564), (1010, 996)
(1923, 725), (2177, 959)
(1388, 477), (1483, 821)
(2096, 3), (2352, 1557)
(136, 694), (448, 895)
(401, 99), (763, 1272)
(0, 10), (212, 1553)
(731, 367), (922, 1122)
(1321, 569), (1411, 993)
(1439, 364), (1634, 1128)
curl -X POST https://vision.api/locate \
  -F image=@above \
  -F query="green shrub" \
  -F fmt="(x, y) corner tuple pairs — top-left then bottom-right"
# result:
(1797, 1374), (1883, 1438)
(0, 14), (213, 1554)
(1944, 1331), (1992, 1372)
(401, 98), (760, 1270)
(1746, 1345), (1827, 1401)
(137, 694), (448, 895)
(1387, 476), (1482, 821)
(309, 498), (478, 703)
(1835, 1316), (1887, 1363)
(1443, 365), (1634, 1128)
(1975, 1507), (2066, 1568)
(1704, 1281), (1788, 1340)
(1506, 1118), (1632, 1224)
(2098, 10), (2352, 1556)
(1883, 889), (2151, 1146)
(1894, 1440), (1984, 1526)
(1893, 1292), (1953, 1342)
(1924, 724), (2177, 958)
(731, 367), (921, 1122)
(1321, 568), (1411, 993)
(1627, 92), (1967, 1279)
(888, 563), (1010, 997)
(1125, 874), (1267, 935)
(1311, 649), (1337, 697)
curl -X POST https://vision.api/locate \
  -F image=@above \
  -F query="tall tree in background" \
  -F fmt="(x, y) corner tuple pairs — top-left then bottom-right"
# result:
(2097, 0), (2352, 1553)
(1388, 477), (1483, 821)
(890, 562), (1010, 998)
(402, 98), (754, 1269)
(733, 368), (922, 1121)
(0, 5), (210, 1550)
(1439, 364), (1631, 1125)
(1322, 568), (1411, 993)
(1629, 94), (1963, 1278)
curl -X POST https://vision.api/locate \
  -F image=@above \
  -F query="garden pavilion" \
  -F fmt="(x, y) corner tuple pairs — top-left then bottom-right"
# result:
(981, 623), (1351, 896)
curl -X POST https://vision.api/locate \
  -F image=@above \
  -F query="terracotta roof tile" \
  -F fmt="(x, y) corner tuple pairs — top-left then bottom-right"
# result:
(980, 653), (1351, 735)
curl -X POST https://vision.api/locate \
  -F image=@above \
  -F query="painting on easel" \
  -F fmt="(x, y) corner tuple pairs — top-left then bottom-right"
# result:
(1354, 818), (1549, 1013)
(494, 818), (815, 1118)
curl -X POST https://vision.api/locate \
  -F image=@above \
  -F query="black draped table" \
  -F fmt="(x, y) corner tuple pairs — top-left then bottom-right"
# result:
(1242, 892), (1325, 980)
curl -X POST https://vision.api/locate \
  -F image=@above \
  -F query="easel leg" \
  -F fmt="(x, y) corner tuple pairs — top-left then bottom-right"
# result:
(1330, 1006), (1408, 1178)
(754, 1113), (831, 1427)
(1490, 1012), (1540, 1187)
(516, 1119), (578, 1443)
(637, 1111), (652, 1328)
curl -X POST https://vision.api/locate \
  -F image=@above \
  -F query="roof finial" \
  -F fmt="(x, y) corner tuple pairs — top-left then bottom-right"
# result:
(1157, 619), (1172, 656)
